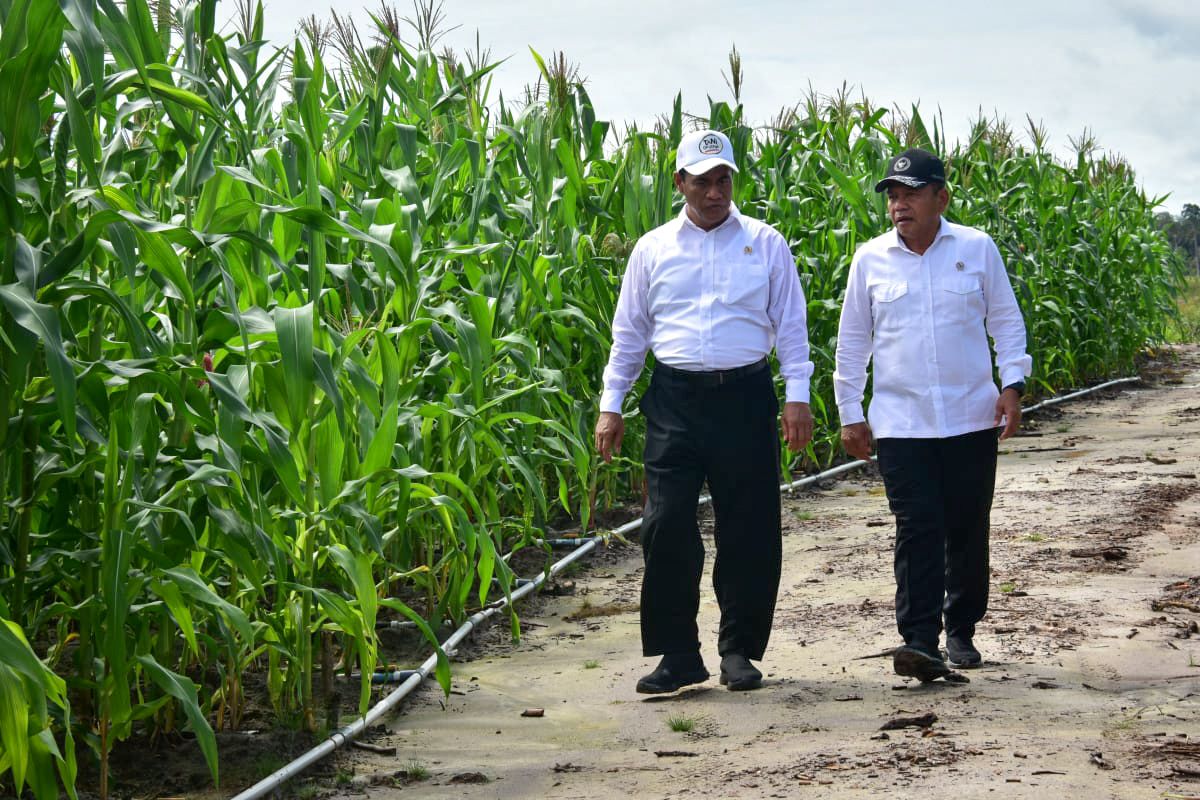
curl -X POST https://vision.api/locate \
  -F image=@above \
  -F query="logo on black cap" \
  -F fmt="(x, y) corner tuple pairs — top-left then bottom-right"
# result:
(874, 148), (947, 193)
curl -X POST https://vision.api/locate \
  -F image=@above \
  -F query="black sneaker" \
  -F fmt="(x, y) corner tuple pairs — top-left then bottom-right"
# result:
(893, 645), (951, 682)
(719, 653), (763, 691)
(945, 634), (982, 668)
(636, 654), (709, 694)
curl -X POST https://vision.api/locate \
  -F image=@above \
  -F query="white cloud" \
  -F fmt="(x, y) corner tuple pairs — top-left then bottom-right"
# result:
(1110, 0), (1200, 56)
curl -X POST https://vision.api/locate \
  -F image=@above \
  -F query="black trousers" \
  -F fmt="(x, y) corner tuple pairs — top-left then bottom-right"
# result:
(876, 428), (998, 652)
(637, 362), (782, 660)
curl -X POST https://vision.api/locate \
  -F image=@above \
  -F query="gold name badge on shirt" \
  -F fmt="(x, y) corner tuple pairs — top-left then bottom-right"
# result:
(955, 261), (965, 271)
(744, 246), (753, 255)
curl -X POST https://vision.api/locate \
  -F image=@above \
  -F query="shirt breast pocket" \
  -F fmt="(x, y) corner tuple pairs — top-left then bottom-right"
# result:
(939, 273), (985, 323)
(869, 280), (909, 332)
(718, 258), (770, 310)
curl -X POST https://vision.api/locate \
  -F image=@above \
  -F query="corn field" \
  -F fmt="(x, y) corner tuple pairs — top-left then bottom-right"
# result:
(0, 0), (1185, 796)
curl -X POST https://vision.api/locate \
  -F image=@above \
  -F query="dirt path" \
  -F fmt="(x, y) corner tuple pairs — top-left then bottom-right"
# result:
(316, 348), (1200, 800)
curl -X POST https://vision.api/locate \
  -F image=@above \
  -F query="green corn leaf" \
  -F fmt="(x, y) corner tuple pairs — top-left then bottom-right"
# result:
(378, 598), (452, 696)
(0, 664), (31, 794)
(0, 284), (76, 442)
(313, 410), (345, 506)
(0, 0), (68, 166)
(133, 229), (196, 308)
(135, 655), (218, 785)
(160, 566), (254, 646)
(274, 303), (315, 435)
(154, 581), (198, 655)
(0, 622), (66, 705)
(361, 401), (398, 478)
(262, 422), (305, 507)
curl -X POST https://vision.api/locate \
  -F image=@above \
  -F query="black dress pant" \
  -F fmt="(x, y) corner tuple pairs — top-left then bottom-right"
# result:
(876, 428), (998, 652)
(637, 362), (782, 660)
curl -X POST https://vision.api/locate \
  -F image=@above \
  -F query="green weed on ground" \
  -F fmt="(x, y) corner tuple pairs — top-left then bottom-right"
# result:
(1168, 276), (1200, 342)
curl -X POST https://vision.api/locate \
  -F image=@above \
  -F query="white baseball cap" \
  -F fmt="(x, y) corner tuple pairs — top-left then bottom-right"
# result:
(676, 129), (739, 174)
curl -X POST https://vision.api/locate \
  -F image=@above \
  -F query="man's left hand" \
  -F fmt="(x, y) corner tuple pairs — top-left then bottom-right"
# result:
(781, 402), (813, 452)
(994, 387), (1022, 440)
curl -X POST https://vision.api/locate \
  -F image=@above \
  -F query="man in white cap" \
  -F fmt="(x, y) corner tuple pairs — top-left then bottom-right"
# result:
(834, 148), (1032, 682)
(594, 129), (813, 693)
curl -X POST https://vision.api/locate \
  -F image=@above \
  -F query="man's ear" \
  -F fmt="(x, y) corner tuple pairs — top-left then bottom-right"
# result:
(673, 171), (686, 193)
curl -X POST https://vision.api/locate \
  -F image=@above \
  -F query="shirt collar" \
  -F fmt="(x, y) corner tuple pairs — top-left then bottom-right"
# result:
(678, 203), (744, 234)
(887, 216), (955, 254)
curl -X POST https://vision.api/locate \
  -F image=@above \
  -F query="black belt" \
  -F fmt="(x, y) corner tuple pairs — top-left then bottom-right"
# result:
(654, 357), (768, 387)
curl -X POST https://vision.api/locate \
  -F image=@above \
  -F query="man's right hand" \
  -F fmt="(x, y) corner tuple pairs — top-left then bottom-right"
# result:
(841, 422), (874, 461)
(594, 411), (625, 463)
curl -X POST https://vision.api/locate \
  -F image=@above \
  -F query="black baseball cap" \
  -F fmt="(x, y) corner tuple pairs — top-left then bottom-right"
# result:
(874, 148), (946, 192)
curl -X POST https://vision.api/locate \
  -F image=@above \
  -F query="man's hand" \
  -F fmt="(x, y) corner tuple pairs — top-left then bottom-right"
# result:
(781, 402), (813, 453)
(994, 387), (1022, 440)
(594, 411), (625, 463)
(841, 422), (874, 461)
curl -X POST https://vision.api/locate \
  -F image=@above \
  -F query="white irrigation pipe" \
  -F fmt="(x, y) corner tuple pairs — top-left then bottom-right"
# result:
(1020, 376), (1140, 414)
(231, 374), (1140, 799)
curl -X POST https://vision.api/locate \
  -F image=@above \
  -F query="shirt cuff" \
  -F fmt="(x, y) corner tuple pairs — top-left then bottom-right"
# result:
(784, 378), (810, 405)
(837, 403), (866, 426)
(599, 388), (627, 415)
(1000, 366), (1030, 388)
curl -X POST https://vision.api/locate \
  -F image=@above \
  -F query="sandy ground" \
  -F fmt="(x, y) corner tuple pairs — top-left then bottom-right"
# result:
(313, 348), (1200, 800)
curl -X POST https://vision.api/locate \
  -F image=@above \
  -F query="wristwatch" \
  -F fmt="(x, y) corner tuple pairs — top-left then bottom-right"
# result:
(1002, 381), (1026, 395)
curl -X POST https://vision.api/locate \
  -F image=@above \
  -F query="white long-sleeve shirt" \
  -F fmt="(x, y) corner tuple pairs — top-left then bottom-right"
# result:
(834, 218), (1032, 439)
(599, 206), (813, 414)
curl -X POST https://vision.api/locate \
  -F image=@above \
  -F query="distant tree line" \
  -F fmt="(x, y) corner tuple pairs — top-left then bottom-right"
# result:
(1158, 203), (1200, 275)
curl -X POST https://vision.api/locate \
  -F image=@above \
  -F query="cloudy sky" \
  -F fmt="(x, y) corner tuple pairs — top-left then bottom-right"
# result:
(254, 0), (1199, 215)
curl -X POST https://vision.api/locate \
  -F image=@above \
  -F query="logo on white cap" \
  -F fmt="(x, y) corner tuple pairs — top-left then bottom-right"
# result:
(699, 134), (722, 155)
(676, 129), (738, 173)
(893, 157), (911, 172)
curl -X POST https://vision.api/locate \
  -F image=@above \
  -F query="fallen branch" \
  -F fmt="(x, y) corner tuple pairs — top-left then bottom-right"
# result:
(1152, 599), (1200, 613)
(350, 741), (396, 756)
(1068, 546), (1127, 561)
(854, 648), (900, 660)
(880, 712), (937, 731)
(1141, 742), (1200, 758)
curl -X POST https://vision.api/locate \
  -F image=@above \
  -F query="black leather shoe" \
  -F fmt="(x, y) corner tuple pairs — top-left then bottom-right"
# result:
(893, 645), (951, 682)
(636, 655), (709, 694)
(945, 634), (982, 668)
(719, 653), (763, 691)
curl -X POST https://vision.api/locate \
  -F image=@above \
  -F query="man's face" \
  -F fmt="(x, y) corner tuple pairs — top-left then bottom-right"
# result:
(674, 165), (734, 230)
(886, 183), (949, 246)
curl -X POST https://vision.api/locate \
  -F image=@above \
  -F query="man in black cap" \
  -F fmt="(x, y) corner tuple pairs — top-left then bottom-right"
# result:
(834, 148), (1031, 681)
(595, 129), (813, 693)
